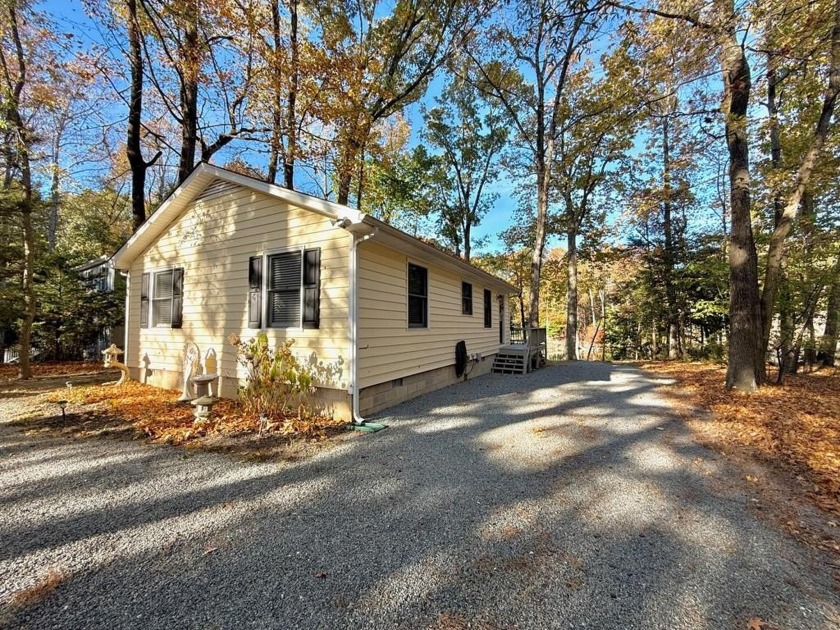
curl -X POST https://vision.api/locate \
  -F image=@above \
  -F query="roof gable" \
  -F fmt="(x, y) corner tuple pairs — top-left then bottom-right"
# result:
(110, 163), (517, 294)
(111, 164), (361, 269)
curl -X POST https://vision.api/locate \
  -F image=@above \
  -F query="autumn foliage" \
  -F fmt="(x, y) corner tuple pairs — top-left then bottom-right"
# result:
(642, 361), (840, 517)
(0, 362), (102, 383)
(46, 380), (344, 447)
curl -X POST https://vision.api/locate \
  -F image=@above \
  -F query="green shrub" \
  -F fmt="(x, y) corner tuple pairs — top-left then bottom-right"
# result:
(228, 333), (315, 421)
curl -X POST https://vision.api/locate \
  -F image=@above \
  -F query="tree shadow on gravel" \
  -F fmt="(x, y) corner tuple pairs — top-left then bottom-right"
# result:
(2, 362), (839, 630)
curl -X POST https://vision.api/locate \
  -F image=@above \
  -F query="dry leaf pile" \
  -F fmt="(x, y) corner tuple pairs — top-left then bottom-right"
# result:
(641, 361), (840, 516)
(0, 361), (102, 382)
(45, 380), (345, 446)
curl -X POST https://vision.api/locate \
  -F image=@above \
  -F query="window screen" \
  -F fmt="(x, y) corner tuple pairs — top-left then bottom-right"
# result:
(267, 252), (302, 327)
(152, 270), (174, 327)
(462, 282), (473, 315)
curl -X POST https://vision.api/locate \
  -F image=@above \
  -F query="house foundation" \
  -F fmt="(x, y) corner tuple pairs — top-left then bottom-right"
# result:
(357, 353), (496, 416)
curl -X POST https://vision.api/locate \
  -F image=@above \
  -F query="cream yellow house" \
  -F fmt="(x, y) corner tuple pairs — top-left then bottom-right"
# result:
(111, 164), (516, 421)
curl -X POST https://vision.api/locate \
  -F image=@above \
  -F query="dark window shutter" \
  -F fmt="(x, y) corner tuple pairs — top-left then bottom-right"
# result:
(140, 272), (150, 328)
(484, 289), (492, 328)
(248, 256), (262, 329)
(171, 267), (184, 329)
(303, 248), (320, 329)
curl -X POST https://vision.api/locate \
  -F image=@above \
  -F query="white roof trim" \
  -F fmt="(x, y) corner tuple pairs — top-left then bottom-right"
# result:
(357, 216), (518, 294)
(111, 163), (363, 269)
(110, 163), (516, 295)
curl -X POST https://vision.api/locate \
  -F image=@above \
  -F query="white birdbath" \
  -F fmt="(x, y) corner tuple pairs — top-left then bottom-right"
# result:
(192, 373), (217, 399)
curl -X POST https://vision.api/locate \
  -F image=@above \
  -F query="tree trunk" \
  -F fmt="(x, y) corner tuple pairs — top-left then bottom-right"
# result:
(337, 132), (362, 206)
(283, 0), (299, 189)
(126, 0), (154, 229)
(718, 0), (765, 391)
(761, 0), (840, 354)
(463, 221), (471, 262)
(600, 288), (607, 362)
(651, 320), (659, 358)
(801, 190), (818, 371)
(530, 164), (549, 328)
(177, 0), (200, 184)
(267, 0), (283, 185)
(19, 200), (35, 380)
(661, 116), (681, 359)
(1, 2), (34, 379)
(565, 227), (578, 360)
(48, 125), (61, 251)
(819, 257), (840, 366)
(776, 286), (794, 383)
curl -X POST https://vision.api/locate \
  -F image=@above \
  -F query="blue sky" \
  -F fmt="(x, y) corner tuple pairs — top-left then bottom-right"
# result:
(38, 0), (550, 255)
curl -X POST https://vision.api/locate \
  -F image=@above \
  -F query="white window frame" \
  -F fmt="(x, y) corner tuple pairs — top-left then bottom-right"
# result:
(262, 246), (305, 331)
(148, 266), (178, 329)
(461, 280), (473, 316)
(407, 260), (429, 330)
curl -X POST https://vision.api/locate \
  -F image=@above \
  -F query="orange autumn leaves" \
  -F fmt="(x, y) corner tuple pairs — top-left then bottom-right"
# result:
(642, 362), (840, 516)
(0, 361), (102, 382)
(47, 380), (343, 446)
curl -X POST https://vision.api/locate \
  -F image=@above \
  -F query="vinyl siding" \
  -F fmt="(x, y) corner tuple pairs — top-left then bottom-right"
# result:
(357, 241), (510, 388)
(126, 181), (351, 390)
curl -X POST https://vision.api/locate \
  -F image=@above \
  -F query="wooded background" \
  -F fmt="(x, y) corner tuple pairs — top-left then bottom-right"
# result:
(1, 0), (837, 391)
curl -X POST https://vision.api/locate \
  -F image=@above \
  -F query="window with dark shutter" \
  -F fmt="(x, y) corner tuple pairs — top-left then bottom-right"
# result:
(408, 263), (428, 328)
(484, 289), (492, 328)
(302, 248), (320, 329)
(462, 282), (473, 315)
(267, 251), (302, 327)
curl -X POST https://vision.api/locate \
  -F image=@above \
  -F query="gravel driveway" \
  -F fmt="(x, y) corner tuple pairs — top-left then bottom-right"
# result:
(2, 362), (839, 629)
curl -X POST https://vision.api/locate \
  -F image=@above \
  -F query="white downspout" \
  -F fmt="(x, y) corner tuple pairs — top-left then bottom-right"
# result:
(345, 224), (375, 425)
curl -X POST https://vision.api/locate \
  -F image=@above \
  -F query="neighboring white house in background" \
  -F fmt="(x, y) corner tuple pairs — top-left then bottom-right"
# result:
(110, 163), (516, 420)
(74, 256), (126, 359)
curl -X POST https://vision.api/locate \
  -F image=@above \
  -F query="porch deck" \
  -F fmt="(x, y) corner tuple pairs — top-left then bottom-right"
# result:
(492, 328), (547, 375)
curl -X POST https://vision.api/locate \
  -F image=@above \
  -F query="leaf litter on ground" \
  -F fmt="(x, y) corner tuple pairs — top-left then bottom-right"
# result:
(641, 360), (840, 555)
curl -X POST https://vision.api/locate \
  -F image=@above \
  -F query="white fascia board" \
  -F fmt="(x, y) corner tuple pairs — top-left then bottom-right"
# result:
(359, 216), (518, 295)
(111, 163), (364, 270)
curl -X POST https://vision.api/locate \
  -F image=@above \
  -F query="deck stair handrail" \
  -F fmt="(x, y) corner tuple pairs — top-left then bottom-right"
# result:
(528, 327), (547, 350)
